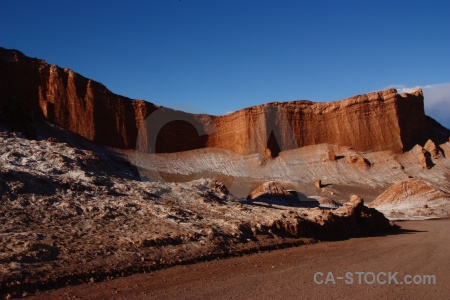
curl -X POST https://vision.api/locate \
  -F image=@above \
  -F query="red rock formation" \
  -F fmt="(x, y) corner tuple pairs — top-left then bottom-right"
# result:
(411, 145), (434, 169)
(440, 142), (450, 159)
(209, 88), (431, 155)
(0, 47), (159, 149)
(1, 47), (448, 154)
(369, 178), (450, 208)
(369, 178), (450, 220)
(314, 179), (322, 189)
(346, 153), (371, 169)
(424, 139), (440, 157)
(325, 147), (336, 161)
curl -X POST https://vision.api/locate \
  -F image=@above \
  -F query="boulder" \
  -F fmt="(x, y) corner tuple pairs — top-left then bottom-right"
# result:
(346, 154), (371, 169)
(326, 148), (336, 161)
(349, 194), (364, 206)
(314, 179), (322, 189)
(369, 178), (450, 220)
(316, 197), (342, 209)
(248, 181), (292, 200)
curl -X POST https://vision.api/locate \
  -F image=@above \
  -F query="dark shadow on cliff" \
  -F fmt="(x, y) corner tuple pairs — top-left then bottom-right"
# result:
(0, 99), (37, 139)
(155, 120), (208, 153)
(402, 115), (450, 152)
(266, 131), (281, 158)
(426, 116), (450, 144)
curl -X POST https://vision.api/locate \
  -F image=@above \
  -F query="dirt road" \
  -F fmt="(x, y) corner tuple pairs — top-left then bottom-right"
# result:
(28, 219), (450, 299)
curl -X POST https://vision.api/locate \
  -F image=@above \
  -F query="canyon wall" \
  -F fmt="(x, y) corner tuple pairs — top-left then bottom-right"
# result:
(0, 47), (446, 155)
(207, 88), (429, 155)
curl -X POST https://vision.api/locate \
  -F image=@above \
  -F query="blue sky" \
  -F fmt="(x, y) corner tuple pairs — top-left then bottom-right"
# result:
(1, 0), (449, 126)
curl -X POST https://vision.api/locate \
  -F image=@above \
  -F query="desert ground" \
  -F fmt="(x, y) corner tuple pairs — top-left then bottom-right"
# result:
(27, 219), (450, 299)
(0, 130), (393, 298)
(1, 48), (450, 299)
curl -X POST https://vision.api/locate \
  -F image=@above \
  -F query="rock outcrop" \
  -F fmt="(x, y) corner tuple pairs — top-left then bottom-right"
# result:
(307, 196), (342, 209)
(306, 194), (392, 236)
(247, 181), (292, 200)
(441, 141), (450, 158)
(1, 47), (449, 155)
(369, 178), (450, 220)
(325, 148), (336, 161)
(411, 145), (434, 169)
(346, 153), (371, 169)
(424, 139), (440, 158)
(314, 179), (322, 189)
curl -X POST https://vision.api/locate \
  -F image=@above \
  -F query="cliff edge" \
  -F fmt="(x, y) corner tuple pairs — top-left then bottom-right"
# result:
(1, 47), (448, 155)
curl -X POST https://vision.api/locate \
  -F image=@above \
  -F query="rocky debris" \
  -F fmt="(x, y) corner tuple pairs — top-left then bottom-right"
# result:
(369, 178), (450, 220)
(247, 181), (292, 200)
(0, 132), (397, 297)
(2, 47), (449, 156)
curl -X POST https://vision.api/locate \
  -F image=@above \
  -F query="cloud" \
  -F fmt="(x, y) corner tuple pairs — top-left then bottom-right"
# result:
(387, 83), (450, 129)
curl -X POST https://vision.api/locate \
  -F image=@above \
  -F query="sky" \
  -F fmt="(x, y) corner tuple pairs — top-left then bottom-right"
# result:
(1, 0), (449, 127)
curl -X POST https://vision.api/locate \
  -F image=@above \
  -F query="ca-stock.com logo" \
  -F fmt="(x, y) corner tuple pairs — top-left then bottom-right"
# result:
(313, 271), (436, 285)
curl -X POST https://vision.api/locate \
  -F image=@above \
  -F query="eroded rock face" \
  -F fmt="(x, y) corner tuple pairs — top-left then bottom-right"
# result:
(336, 194), (391, 231)
(412, 145), (434, 169)
(369, 178), (450, 220)
(440, 142), (450, 159)
(424, 139), (440, 158)
(1, 47), (448, 155)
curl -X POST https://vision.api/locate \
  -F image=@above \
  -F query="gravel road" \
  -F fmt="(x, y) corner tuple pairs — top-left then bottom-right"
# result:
(28, 219), (450, 300)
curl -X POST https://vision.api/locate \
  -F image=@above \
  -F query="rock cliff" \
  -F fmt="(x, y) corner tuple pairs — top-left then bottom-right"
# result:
(1, 47), (448, 154)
